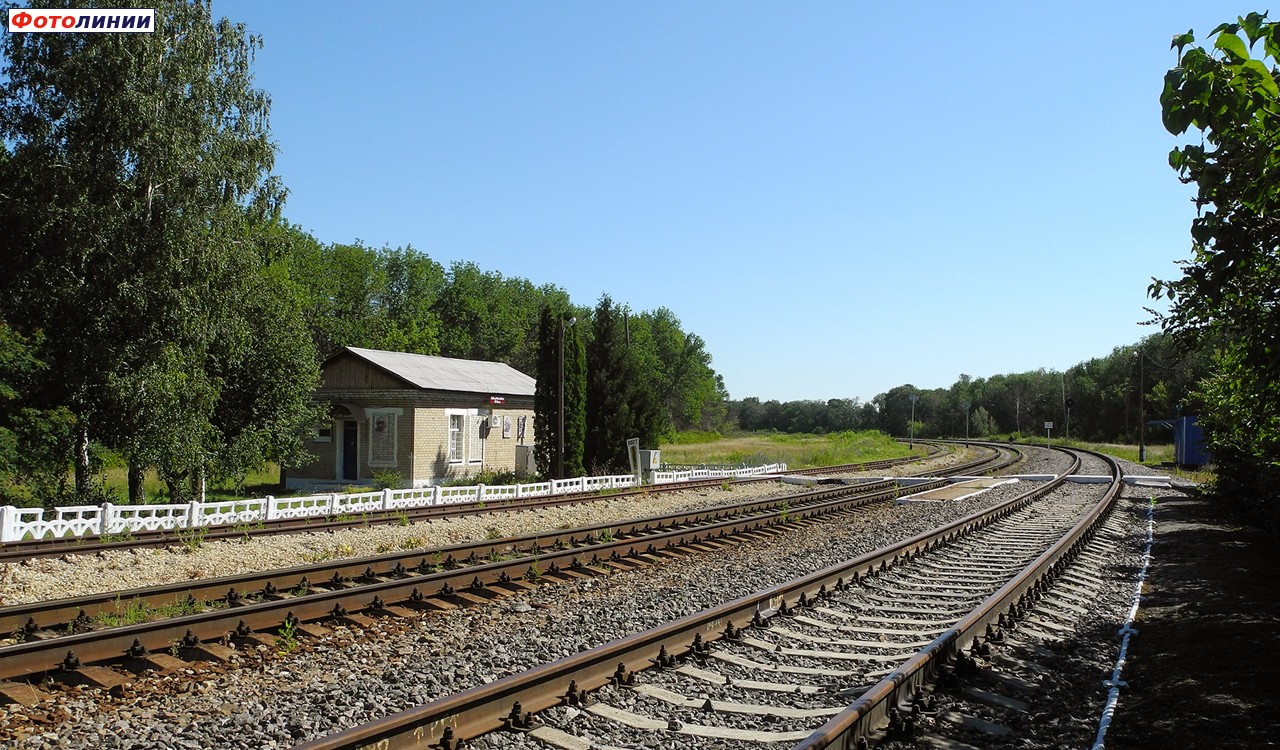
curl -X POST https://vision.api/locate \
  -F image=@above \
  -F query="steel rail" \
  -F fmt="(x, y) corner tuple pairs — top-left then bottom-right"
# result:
(289, 444), (1077, 750)
(0, 446), (1013, 683)
(791, 447), (1122, 749)
(0, 478), (902, 638)
(0, 444), (980, 637)
(0, 445), (945, 562)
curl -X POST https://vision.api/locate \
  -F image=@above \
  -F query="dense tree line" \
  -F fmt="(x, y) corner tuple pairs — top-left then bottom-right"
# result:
(0, 1), (728, 506)
(280, 228), (571, 375)
(730, 331), (1214, 445)
(533, 297), (727, 476)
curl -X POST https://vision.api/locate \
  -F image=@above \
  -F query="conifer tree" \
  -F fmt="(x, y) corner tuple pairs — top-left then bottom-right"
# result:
(533, 306), (559, 478)
(563, 324), (587, 477)
(585, 296), (663, 471)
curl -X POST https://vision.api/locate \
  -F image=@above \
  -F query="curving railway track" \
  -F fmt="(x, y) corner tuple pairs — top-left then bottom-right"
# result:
(0, 448), (945, 564)
(288, 445), (1122, 750)
(0, 445), (1016, 692)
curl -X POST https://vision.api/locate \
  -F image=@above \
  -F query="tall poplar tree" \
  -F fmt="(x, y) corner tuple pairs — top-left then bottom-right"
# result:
(563, 321), (587, 478)
(533, 307), (559, 478)
(0, 0), (316, 501)
(584, 296), (662, 472)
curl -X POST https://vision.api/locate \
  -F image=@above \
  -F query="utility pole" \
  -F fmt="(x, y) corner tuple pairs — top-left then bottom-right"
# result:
(1136, 350), (1146, 463)
(908, 394), (919, 449)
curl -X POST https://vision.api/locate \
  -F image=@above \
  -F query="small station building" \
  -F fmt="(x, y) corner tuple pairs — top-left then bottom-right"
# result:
(285, 346), (537, 491)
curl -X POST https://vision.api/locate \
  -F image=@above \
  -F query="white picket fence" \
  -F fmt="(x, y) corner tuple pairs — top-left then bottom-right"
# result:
(0, 463), (786, 543)
(650, 463), (786, 484)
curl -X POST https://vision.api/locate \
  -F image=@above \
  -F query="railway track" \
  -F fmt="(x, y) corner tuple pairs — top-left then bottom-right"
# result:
(0, 445), (1014, 693)
(896, 492), (1143, 749)
(0, 447), (944, 563)
(288, 446), (1119, 750)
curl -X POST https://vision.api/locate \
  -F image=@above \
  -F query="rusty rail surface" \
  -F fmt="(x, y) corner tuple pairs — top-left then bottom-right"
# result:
(792, 447), (1121, 748)
(0, 444), (973, 637)
(0, 444), (945, 562)
(0, 445), (1012, 683)
(291, 444), (1073, 750)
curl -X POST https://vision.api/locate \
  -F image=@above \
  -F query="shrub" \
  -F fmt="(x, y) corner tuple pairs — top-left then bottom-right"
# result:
(372, 469), (403, 490)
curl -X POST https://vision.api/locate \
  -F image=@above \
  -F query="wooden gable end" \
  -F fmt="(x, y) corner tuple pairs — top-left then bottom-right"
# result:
(321, 352), (412, 390)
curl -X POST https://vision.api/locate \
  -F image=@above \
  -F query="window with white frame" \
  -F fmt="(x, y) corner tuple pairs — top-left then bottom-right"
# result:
(469, 412), (486, 465)
(445, 408), (490, 465)
(447, 413), (465, 463)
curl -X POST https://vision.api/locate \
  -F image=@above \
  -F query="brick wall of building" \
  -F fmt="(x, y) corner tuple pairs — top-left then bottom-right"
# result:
(289, 391), (537, 490)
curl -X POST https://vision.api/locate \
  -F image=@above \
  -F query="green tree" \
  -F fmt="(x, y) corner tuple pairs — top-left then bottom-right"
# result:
(0, 322), (78, 507)
(970, 406), (997, 438)
(434, 262), (548, 373)
(631, 308), (727, 433)
(533, 305), (585, 478)
(0, 0), (315, 501)
(202, 255), (323, 489)
(584, 296), (661, 471)
(380, 246), (445, 354)
(533, 308), (558, 478)
(285, 235), (446, 358)
(563, 320), (587, 477)
(1155, 12), (1280, 523)
(289, 239), (391, 357)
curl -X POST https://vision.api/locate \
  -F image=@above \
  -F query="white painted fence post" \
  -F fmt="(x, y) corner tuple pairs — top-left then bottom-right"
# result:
(515, 484), (523, 499)
(100, 502), (114, 536)
(476, 484), (485, 502)
(382, 488), (393, 511)
(328, 493), (339, 516)
(265, 495), (277, 521)
(187, 501), (200, 528)
(0, 505), (15, 543)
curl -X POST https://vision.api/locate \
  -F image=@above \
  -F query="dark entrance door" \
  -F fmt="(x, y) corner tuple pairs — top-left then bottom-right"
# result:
(341, 420), (358, 480)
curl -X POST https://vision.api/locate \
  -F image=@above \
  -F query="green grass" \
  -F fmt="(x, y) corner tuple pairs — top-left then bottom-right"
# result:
(1049, 439), (1214, 482)
(666, 430), (726, 445)
(1059, 440), (1173, 465)
(95, 595), (202, 628)
(658, 430), (918, 470)
(95, 597), (150, 628)
(92, 457), (282, 504)
(4, 455), (285, 509)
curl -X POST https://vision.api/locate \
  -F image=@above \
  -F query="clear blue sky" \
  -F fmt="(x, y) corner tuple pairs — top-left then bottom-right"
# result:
(213, 0), (1235, 403)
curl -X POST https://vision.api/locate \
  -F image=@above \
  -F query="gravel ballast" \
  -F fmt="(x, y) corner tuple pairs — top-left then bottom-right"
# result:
(0, 482), (801, 607)
(0, 447), (992, 608)
(0, 445), (1146, 750)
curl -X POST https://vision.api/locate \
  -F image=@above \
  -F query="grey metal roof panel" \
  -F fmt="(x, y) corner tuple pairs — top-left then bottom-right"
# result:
(343, 347), (536, 396)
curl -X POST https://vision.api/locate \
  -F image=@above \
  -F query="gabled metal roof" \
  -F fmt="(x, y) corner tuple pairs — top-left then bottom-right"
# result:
(338, 347), (536, 397)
